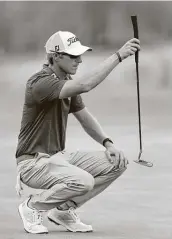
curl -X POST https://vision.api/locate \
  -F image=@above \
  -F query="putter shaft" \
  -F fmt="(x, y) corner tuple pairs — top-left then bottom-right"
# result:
(131, 15), (153, 167)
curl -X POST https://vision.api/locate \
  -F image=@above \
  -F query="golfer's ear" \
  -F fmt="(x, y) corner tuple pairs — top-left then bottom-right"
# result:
(54, 53), (62, 62)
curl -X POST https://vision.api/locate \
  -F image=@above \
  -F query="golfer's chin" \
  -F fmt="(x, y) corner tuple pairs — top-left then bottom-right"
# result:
(70, 68), (78, 75)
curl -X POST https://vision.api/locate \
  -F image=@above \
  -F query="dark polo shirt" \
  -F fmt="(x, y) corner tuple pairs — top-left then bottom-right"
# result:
(16, 65), (85, 158)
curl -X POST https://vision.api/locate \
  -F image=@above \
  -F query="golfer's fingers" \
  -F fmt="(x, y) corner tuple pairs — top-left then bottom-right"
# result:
(119, 151), (125, 168)
(124, 158), (129, 167)
(120, 151), (125, 160)
(105, 150), (113, 164)
(119, 158), (128, 168)
(129, 38), (140, 44)
(127, 42), (140, 49)
(115, 151), (120, 161)
(128, 48), (137, 55)
(131, 46), (139, 52)
(130, 43), (141, 51)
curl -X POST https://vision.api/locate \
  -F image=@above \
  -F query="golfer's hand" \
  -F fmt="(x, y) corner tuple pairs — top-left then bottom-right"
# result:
(105, 145), (129, 168)
(118, 38), (140, 61)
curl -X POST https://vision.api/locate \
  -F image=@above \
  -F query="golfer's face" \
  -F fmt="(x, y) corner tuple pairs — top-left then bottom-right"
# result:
(59, 54), (82, 75)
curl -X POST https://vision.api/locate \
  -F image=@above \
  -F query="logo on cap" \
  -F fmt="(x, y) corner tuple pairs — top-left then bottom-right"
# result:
(67, 37), (79, 46)
(55, 45), (60, 52)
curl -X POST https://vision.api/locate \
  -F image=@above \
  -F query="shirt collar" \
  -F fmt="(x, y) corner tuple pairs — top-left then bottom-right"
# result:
(42, 64), (70, 81)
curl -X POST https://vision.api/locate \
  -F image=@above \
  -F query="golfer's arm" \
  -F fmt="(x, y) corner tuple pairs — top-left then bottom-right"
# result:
(74, 107), (111, 146)
(59, 53), (120, 99)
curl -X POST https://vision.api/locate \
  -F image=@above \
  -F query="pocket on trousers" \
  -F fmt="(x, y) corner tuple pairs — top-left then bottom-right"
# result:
(21, 158), (50, 189)
(17, 158), (37, 175)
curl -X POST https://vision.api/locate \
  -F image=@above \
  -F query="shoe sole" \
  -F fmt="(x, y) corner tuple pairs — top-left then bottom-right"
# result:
(18, 205), (48, 234)
(48, 216), (93, 233)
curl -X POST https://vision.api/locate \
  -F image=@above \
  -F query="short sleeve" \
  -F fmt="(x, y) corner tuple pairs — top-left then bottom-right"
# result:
(31, 75), (66, 103)
(69, 95), (85, 113)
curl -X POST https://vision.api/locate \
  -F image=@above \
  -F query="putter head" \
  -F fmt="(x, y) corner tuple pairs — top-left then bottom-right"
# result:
(134, 151), (153, 167)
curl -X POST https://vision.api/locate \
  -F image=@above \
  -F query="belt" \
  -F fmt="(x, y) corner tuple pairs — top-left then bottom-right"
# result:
(16, 154), (36, 165)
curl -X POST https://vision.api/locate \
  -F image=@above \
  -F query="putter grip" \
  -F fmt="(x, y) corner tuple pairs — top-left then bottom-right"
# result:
(131, 15), (139, 63)
(131, 15), (139, 39)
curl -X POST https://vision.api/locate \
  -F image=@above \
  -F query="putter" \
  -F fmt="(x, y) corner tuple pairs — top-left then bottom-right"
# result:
(131, 15), (153, 167)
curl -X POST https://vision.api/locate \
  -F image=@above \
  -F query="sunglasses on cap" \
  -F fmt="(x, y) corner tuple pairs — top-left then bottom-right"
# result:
(60, 52), (81, 59)
(50, 50), (80, 59)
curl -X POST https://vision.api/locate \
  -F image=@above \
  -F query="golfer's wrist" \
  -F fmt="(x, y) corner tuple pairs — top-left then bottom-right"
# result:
(103, 138), (114, 148)
(115, 51), (122, 62)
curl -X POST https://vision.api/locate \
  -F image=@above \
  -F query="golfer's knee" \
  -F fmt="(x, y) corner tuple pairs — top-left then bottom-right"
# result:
(71, 172), (94, 193)
(81, 173), (95, 192)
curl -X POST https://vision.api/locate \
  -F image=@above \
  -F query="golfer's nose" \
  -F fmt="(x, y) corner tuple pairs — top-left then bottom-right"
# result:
(76, 55), (82, 63)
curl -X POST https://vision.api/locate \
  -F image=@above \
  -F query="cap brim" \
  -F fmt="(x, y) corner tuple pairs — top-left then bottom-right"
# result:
(63, 45), (92, 56)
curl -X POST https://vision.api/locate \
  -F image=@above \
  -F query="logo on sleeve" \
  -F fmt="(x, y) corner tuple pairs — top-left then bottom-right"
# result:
(51, 73), (56, 78)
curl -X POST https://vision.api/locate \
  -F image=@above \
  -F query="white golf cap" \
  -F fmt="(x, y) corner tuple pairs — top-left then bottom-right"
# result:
(45, 31), (92, 56)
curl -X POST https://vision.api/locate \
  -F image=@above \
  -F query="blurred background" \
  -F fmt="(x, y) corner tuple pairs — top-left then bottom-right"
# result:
(0, 2), (172, 238)
(1, 1), (172, 52)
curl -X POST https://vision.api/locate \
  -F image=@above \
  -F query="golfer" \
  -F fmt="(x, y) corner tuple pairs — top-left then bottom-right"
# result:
(15, 31), (140, 234)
